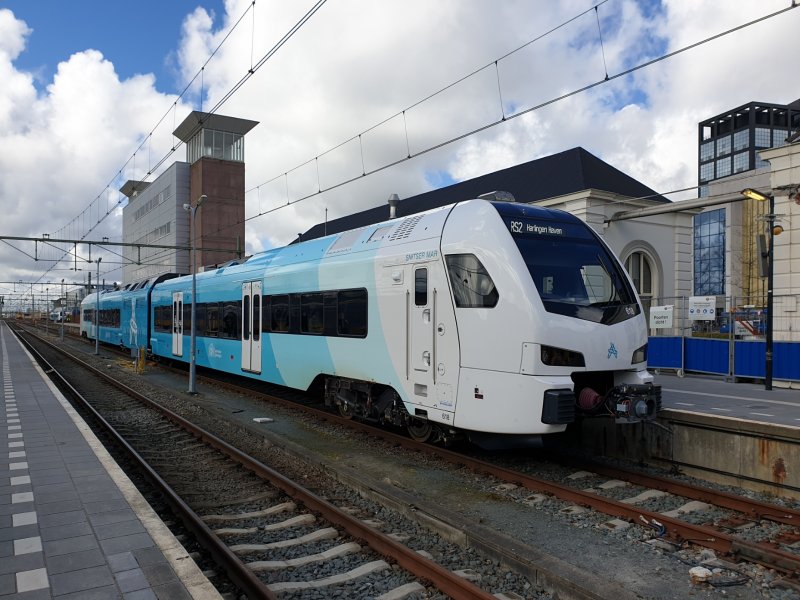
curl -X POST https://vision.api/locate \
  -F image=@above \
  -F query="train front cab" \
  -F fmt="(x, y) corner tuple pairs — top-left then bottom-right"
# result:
(439, 200), (660, 443)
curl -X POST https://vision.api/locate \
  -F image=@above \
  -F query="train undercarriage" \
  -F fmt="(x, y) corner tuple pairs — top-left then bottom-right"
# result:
(324, 377), (459, 444)
(324, 371), (662, 447)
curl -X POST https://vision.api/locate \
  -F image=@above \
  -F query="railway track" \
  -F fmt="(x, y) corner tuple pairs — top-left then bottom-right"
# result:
(141, 341), (800, 587)
(20, 321), (800, 594)
(12, 324), (538, 599)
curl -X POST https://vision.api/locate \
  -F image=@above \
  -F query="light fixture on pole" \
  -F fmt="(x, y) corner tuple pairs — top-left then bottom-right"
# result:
(95, 257), (102, 355)
(741, 188), (777, 390)
(184, 194), (207, 394)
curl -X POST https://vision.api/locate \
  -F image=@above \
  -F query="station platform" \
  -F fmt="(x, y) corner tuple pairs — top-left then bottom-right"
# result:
(654, 371), (800, 428)
(0, 322), (219, 599)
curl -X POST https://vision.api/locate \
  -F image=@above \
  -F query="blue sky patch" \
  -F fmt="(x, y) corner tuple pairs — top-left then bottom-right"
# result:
(425, 170), (457, 189)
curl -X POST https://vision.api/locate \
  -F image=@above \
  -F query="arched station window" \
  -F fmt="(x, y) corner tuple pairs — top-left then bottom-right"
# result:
(625, 251), (655, 316)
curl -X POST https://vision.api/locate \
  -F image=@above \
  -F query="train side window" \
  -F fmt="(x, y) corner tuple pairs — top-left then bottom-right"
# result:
(323, 292), (338, 336)
(300, 293), (324, 334)
(253, 295), (260, 341)
(445, 254), (499, 308)
(415, 268), (427, 306)
(98, 309), (121, 327)
(222, 302), (241, 339)
(183, 302), (192, 333)
(154, 305), (170, 332)
(262, 296), (271, 333)
(195, 304), (207, 335)
(271, 295), (290, 333)
(289, 294), (301, 334)
(243, 295), (251, 340)
(337, 289), (367, 337)
(206, 303), (220, 337)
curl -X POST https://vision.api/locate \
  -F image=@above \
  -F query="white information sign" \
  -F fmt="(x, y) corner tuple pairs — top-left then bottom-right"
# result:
(649, 305), (674, 329)
(688, 296), (717, 321)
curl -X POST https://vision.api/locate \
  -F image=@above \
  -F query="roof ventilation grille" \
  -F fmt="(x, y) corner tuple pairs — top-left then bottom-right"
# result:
(388, 215), (423, 241)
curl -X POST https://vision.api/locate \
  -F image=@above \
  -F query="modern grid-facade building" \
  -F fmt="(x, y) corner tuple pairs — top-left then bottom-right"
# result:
(694, 99), (800, 299)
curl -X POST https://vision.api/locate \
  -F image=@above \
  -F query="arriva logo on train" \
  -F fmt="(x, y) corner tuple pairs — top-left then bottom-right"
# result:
(509, 221), (563, 235)
(405, 249), (439, 262)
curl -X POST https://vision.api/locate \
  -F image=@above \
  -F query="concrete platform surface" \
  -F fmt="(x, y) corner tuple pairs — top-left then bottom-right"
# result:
(0, 322), (220, 599)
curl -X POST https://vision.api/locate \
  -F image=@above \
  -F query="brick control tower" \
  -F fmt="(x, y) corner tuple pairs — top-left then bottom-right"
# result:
(173, 111), (258, 271)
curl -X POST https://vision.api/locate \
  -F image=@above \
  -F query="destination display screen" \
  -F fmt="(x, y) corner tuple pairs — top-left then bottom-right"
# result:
(503, 217), (592, 240)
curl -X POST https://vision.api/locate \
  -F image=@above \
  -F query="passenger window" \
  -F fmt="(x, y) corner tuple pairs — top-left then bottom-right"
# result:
(301, 293), (324, 334)
(243, 295), (251, 340)
(206, 304), (220, 337)
(222, 303), (241, 339)
(261, 296), (271, 334)
(195, 305), (206, 335)
(415, 268), (427, 306)
(183, 302), (192, 332)
(337, 289), (367, 337)
(271, 295), (290, 333)
(445, 254), (499, 308)
(253, 296), (260, 341)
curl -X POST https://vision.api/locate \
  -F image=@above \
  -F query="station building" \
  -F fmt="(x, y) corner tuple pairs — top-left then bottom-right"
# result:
(120, 112), (258, 283)
(695, 99), (800, 304)
(689, 100), (800, 347)
(300, 147), (696, 313)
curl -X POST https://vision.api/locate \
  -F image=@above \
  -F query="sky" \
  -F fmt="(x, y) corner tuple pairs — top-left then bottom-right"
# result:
(0, 0), (798, 307)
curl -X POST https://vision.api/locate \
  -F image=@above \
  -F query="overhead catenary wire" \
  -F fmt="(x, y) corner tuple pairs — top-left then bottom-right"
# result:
(239, 2), (797, 220)
(12, 0), (799, 284)
(30, 0), (329, 286)
(221, 2), (796, 238)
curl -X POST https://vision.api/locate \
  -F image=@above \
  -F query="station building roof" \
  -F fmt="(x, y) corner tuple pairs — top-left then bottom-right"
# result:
(299, 146), (667, 242)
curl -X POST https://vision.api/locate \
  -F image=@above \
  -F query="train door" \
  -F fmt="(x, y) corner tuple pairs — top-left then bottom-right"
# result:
(172, 292), (183, 356)
(241, 281), (262, 374)
(409, 267), (434, 398)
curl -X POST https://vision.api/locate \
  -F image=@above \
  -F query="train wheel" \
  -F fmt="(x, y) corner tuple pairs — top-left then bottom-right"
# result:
(407, 418), (432, 443)
(337, 403), (354, 420)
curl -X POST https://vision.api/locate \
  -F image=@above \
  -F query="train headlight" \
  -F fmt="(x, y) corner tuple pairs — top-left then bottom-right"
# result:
(541, 345), (585, 367)
(631, 344), (647, 364)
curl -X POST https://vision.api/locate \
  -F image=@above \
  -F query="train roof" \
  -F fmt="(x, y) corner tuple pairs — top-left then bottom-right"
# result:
(187, 199), (579, 280)
(81, 273), (182, 305)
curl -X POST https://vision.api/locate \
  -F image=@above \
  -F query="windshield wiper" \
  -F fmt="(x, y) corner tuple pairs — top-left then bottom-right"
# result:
(593, 254), (621, 304)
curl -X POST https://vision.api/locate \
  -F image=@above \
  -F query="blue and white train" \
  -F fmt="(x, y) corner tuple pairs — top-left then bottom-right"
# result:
(82, 197), (661, 445)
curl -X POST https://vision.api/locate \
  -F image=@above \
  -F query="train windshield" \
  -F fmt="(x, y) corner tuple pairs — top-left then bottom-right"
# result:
(503, 215), (639, 325)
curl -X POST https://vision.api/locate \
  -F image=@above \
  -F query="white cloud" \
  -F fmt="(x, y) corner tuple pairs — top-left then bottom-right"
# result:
(0, 0), (798, 302)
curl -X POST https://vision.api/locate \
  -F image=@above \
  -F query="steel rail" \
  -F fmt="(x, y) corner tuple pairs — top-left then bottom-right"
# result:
(15, 325), (497, 600)
(30, 322), (800, 577)
(178, 370), (800, 577)
(556, 457), (800, 526)
(10, 326), (277, 600)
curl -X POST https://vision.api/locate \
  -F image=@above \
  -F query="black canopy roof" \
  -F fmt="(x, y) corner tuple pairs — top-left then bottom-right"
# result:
(299, 146), (666, 242)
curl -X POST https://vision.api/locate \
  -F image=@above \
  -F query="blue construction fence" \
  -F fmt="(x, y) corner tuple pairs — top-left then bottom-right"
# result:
(645, 295), (800, 382)
(649, 336), (800, 381)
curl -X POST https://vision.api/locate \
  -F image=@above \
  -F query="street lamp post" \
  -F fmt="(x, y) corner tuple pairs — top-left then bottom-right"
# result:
(741, 188), (775, 390)
(95, 257), (102, 355)
(184, 194), (207, 394)
(45, 288), (49, 335)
